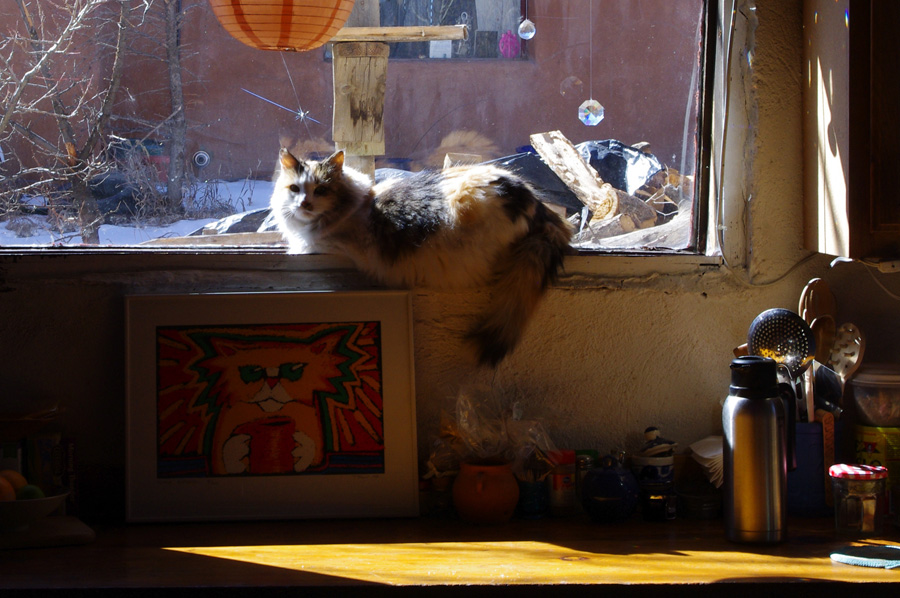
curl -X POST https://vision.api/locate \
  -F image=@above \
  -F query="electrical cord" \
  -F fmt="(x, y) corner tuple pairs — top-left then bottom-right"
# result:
(831, 257), (900, 301)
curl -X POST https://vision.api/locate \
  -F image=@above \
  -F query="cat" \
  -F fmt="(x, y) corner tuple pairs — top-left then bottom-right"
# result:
(270, 148), (573, 366)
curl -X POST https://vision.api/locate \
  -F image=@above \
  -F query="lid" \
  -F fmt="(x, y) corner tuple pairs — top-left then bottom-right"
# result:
(729, 355), (779, 399)
(828, 463), (888, 480)
(575, 453), (595, 466)
(851, 363), (900, 386)
(549, 449), (576, 465)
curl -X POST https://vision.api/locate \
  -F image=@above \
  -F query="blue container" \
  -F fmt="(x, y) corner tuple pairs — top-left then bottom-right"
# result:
(581, 455), (640, 523)
(787, 421), (843, 517)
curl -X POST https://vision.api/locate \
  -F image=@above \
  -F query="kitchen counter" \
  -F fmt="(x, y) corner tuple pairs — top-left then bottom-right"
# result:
(1, 514), (898, 596)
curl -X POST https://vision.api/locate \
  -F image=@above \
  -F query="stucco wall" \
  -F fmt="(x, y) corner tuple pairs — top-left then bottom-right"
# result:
(1, 0), (899, 521)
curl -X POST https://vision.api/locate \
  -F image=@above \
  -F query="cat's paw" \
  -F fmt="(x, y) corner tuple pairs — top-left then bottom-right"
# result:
(286, 236), (314, 255)
(292, 431), (317, 472)
(222, 434), (251, 474)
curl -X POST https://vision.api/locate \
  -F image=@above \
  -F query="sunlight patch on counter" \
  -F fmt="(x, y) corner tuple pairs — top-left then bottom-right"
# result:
(163, 540), (874, 586)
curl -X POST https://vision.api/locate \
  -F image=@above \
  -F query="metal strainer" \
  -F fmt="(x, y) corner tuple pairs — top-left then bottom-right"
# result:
(747, 308), (816, 377)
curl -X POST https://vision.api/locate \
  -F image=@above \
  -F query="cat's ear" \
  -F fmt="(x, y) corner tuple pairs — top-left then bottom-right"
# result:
(324, 150), (345, 174)
(279, 148), (302, 173)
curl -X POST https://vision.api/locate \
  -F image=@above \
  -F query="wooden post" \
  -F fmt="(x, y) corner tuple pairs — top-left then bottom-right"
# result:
(330, 2), (468, 178)
(332, 42), (388, 178)
(333, 0), (384, 178)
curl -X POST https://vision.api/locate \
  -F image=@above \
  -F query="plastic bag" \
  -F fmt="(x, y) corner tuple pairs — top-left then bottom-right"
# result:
(424, 385), (557, 483)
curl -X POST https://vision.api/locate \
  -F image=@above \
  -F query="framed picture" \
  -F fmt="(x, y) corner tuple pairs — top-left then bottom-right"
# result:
(125, 291), (417, 522)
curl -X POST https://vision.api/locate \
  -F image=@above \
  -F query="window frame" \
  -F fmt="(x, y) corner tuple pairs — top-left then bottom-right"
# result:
(0, 0), (731, 280)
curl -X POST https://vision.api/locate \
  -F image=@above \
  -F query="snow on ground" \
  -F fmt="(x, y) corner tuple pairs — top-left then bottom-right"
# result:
(0, 179), (274, 247)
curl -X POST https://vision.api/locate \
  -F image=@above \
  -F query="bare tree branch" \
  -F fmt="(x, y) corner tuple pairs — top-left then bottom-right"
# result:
(0, 0), (93, 139)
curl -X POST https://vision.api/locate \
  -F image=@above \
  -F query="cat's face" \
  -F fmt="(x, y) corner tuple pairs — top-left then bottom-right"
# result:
(199, 334), (344, 410)
(272, 149), (346, 227)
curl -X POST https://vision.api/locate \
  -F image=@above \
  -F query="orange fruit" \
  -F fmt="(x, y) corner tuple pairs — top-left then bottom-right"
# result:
(0, 476), (15, 502)
(0, 469), (28, 492)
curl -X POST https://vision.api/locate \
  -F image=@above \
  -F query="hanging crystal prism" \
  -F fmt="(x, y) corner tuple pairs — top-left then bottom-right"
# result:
(518, 18), (536, 40)
(578, 99), (604, 126)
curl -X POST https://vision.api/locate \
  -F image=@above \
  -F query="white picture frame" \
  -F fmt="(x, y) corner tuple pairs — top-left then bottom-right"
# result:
(125, 291), (417, 522)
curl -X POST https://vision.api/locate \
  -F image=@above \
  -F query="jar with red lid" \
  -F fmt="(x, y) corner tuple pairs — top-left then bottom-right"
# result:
(828, 464), (888, 536)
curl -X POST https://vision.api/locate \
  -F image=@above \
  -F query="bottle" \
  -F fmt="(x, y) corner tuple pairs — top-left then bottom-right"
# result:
(546, 450), (576, 516)
(574, 452), (596, 512)
(722, 356), (787, 543)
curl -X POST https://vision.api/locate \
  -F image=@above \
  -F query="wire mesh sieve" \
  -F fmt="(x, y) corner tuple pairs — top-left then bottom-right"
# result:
(747, 308), (816, 378)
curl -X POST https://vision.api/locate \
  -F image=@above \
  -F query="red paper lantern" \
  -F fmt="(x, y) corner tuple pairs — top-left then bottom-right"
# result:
(208, 0), (356, 52)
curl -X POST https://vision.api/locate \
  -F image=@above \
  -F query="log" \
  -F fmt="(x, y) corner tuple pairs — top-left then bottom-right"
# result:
(529, 130), (657, 228)
(530, 130), (617, 221)
(442, 153), (482, 168)
(584, 214), (635, 240)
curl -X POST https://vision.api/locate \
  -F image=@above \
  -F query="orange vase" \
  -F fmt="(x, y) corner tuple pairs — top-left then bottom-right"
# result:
(452, 461), (520, 525)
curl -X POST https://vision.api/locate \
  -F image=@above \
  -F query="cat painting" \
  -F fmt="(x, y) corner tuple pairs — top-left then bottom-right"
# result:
(270, 149), (573, 366)
(203, 336), (327, 475)
(156, 323), (386, 478)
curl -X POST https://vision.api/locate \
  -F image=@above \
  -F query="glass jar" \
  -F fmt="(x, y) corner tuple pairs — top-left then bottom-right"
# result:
(546, 450), (577, 517)
(828, 464), (888, 536)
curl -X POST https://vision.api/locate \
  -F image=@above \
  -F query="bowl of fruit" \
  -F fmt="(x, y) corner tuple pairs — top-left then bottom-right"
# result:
(0, 469), (68, 532)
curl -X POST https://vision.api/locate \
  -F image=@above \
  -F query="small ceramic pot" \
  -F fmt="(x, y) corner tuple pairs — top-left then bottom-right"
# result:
(452, 461), (520, 524)
(630, 454), (675, 486)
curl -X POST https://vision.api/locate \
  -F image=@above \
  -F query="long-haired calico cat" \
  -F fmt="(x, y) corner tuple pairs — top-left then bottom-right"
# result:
(270, 149), (573, 366)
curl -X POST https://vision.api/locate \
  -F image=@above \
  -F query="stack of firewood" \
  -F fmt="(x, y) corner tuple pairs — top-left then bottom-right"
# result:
(530, 131), (694, 249)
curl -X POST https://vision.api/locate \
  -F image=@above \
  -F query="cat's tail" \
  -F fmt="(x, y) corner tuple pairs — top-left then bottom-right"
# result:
(468, 201), (573, 367)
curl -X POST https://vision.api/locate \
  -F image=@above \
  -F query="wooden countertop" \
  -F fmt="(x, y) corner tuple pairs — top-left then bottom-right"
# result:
(1, 514), (898, 596)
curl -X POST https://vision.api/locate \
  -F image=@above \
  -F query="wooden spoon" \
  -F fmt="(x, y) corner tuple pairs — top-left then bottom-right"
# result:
(798, 278), (837, 324)
(798, 279), (815, 323)
(810, 315), (836, 364)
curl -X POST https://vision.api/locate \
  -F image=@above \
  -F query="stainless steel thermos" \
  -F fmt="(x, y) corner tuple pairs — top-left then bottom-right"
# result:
(723, 356), (789, 543)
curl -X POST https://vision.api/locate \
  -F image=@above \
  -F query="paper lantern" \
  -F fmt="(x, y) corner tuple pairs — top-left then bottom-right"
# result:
(208, 0), (355, 52)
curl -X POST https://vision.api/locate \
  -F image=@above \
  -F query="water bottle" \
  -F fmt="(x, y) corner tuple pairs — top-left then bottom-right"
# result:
(723, 356), (788, 543)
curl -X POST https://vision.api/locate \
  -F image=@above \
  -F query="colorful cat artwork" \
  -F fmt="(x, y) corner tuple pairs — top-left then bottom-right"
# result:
(155, 322), (384, 478)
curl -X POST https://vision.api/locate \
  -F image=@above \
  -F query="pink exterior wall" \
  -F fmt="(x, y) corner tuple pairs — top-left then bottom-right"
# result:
(2, 0), (704, 181)
(129, 0), (704, 179)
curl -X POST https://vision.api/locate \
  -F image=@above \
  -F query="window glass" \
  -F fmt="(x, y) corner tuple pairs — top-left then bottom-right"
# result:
(379, 0), (527, 60)
(0, 0), (708, 252)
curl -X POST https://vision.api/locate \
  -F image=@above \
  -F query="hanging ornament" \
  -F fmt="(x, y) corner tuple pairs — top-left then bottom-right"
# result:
(579, 99), (605, 126)
(518, 18), (536, 40)
(579, 1), (604, 126)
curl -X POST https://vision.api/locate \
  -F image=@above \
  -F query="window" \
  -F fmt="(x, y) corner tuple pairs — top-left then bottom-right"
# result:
(380, 0), (529, 60)
(0, 0), (711, 253)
